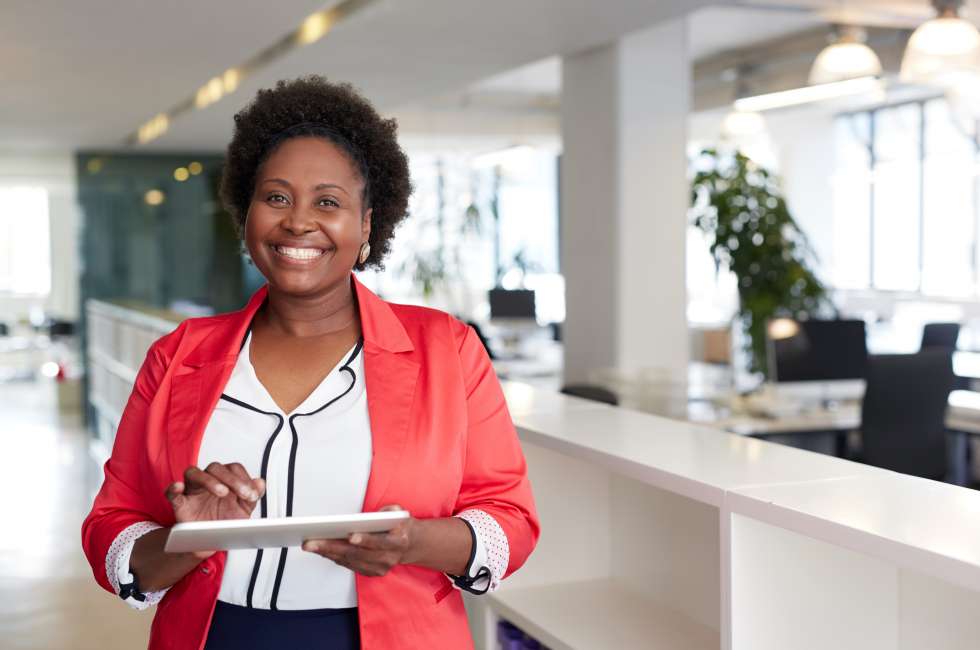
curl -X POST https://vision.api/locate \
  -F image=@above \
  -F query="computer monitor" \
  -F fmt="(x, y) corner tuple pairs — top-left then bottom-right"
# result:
(769, 318), (868, 383)
(488, 288), (536, 321)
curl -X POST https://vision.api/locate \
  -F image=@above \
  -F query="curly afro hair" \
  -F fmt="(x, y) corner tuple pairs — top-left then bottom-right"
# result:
(219, 76), (412, 270)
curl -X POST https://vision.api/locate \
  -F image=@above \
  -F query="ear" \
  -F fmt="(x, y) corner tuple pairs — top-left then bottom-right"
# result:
(361, 208), (372, 240)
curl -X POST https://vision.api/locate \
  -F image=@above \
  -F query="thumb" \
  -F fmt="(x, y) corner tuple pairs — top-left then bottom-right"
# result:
(379, 504), (404, 512)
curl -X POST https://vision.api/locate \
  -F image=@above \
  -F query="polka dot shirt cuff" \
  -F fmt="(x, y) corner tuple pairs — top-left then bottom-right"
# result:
(106, 521), (169, 610)
(453, 509), (509, 594)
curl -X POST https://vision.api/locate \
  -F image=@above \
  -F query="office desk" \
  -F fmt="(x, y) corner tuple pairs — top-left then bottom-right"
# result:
(684, 390), (980, 485)
(696, 390), (980, 437)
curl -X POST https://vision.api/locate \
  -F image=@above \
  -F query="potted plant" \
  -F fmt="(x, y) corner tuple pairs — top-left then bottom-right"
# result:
(690, 148), (829, 377)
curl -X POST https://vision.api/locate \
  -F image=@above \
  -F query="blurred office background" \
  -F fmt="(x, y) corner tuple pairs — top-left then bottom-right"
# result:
(7, 1), (980, 648)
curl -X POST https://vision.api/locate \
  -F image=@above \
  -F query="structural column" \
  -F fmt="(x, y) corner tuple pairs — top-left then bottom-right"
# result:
(561, 17), (690, 384)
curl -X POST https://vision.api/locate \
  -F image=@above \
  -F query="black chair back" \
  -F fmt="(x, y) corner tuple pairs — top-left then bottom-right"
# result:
(921, 322), (960, 351)
(560, 384), (619, 406)
(861, 350), (954, 480)
(465, 321), (496, 360)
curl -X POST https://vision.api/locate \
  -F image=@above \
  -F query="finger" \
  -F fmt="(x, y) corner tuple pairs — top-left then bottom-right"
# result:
(224, 464), (265, 503)
(303, 539), (348, 556)
(164, 481), (184, 502)
(225, 464), (265, 497)
(205, 463), (259, 502)
(303, 540), (392, 576)
(379, 504), (404, 512)
(349, 530), (405, 551)
(225, 462), (252, 484)
(183, 465), (231, 498)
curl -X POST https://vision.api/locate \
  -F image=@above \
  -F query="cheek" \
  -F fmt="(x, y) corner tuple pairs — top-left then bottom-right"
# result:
(323, 214), (366, 244)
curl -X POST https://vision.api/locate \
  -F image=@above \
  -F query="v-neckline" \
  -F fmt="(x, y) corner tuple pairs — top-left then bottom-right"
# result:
(240, 331), (359, 417)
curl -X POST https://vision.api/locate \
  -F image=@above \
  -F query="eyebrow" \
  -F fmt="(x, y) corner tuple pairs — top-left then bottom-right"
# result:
(261, 178), (350, 196)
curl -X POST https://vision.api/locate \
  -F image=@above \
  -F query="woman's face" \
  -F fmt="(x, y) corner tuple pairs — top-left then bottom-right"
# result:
(244, 136), (371, 297)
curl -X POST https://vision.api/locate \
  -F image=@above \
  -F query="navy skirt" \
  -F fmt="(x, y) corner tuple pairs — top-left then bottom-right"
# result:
(204, 600), (360, 649)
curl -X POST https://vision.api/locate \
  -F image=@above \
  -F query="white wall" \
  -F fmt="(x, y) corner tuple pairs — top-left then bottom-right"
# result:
(0, 152), (80, 322)
(688, 106), (837, 281)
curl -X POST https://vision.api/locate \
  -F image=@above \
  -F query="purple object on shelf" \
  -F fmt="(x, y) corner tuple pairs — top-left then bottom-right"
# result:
(497, 620), (523, 650)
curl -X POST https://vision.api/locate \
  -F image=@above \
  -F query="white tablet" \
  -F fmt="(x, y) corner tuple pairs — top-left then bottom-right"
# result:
(164, 511), (411, 553)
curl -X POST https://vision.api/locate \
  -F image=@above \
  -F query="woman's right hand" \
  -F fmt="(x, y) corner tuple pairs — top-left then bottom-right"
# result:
(165, 463), (265, 559)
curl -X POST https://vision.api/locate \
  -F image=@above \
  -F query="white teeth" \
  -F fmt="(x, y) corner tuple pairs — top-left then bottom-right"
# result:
(275, 245), (325, 260)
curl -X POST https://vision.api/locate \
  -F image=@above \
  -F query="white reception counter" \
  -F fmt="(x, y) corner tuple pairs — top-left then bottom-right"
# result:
(85, 301), (980, 650)
(477, 381), (980, 650)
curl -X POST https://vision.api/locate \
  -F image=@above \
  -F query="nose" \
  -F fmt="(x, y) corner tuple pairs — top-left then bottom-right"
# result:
(280, 206), (317, 235)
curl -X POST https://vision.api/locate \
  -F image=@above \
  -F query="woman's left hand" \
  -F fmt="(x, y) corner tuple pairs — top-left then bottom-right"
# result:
(302, 505), (417, 577)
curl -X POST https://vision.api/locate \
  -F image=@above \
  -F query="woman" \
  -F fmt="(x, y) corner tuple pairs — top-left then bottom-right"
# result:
(81, 76), (539, 650)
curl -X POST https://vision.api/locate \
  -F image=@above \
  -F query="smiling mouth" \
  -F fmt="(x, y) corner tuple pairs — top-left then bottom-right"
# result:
(271, 245), (328, 261)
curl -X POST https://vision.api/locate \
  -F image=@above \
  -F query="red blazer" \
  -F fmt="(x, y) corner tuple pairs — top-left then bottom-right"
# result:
(81, 274), (539, 650)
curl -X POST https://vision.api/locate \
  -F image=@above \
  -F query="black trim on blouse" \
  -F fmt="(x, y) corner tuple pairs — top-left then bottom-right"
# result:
(216, 337), (364, 610)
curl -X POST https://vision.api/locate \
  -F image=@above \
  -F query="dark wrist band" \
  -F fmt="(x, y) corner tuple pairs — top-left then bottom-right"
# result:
(119, 574), (147, 602)
(446, 518), (491, 595)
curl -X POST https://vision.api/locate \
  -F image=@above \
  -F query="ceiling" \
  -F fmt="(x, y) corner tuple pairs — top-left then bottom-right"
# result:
(1, 0), (709, 152)
(0, 0), (974, 152)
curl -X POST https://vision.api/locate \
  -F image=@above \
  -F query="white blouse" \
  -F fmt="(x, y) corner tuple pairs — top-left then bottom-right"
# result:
(107, 332), (509, 611)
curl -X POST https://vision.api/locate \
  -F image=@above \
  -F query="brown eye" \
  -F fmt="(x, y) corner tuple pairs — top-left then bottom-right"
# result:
(267, 193), (288, 204)
(318, 197), (340, 208)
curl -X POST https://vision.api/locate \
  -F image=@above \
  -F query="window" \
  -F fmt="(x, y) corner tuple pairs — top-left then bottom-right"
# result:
(833, 98), (980, 296)
(0, 187), (51, 296)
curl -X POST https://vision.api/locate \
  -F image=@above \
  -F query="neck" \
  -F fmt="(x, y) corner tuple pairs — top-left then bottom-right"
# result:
(261, 277), (359, 338)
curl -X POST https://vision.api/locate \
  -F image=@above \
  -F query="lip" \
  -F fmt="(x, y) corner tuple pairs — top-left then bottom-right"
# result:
(268, 243), (331, 265)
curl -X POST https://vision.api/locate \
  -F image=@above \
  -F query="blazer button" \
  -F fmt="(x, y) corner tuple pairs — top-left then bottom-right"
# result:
(200, 566), (211, 575)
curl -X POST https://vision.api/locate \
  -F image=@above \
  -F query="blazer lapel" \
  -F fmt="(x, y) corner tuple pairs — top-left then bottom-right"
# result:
(164, 286), (268, 480)
(165, 362), (234, 480)
(163, 276), (420, 511)
(353, 274), (420, 513)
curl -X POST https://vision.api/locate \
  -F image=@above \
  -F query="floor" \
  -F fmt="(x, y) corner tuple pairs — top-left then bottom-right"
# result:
(0, 379), (153, 649)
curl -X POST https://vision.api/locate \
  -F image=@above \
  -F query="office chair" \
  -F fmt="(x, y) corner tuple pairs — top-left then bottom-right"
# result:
(465, 321), (496, 360)
(921, 322), (960, 351)
(47, 319), (77, 338)
(560, 384), (619, 406)
(860, 350), (954, 481)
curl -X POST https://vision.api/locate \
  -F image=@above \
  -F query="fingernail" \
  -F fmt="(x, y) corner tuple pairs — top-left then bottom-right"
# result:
(350, 534), (362, 545)
(303, 542), (317, 552)
(216, 485), (229, 496)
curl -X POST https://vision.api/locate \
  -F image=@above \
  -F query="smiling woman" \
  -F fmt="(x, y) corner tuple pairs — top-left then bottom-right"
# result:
(80, 76), (539, 650)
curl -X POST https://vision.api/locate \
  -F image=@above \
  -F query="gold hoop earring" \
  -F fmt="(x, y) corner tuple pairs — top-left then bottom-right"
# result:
(358, 242), (371, 264)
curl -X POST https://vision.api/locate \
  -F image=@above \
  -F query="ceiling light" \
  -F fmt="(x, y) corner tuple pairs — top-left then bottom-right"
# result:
(188, 161), (203, 175)
(137, 114), (169, 144)
(174, 167), (189, 182)
(901, 0), (980, 86)
(222, 68), (240, 94)
(721, 110), (768, 139)
(298, 11), (334, 45)
(809, 26), (882, 85)
(144, 189), (165, 206)
(734, 76), (882, 112)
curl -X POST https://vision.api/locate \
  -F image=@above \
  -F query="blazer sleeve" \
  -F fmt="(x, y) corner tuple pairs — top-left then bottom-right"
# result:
(81, 339), (170, 595)
(450, 318), (540, 578)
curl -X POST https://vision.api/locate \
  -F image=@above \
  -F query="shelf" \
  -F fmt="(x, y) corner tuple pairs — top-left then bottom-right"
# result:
(729, 474), (980, 592)
(513, 404), (875, 506)
(488, 579), (718, 650)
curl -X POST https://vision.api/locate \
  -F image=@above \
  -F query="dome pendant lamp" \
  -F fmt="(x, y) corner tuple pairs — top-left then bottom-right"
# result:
(809, 26), (882, 85)
(901, 0), (980, 86)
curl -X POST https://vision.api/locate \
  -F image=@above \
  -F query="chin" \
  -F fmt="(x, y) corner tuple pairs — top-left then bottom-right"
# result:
(259, 263), (348, 297)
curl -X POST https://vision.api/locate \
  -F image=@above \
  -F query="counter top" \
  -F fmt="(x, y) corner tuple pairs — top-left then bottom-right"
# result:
(503, 380), (980, 589)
